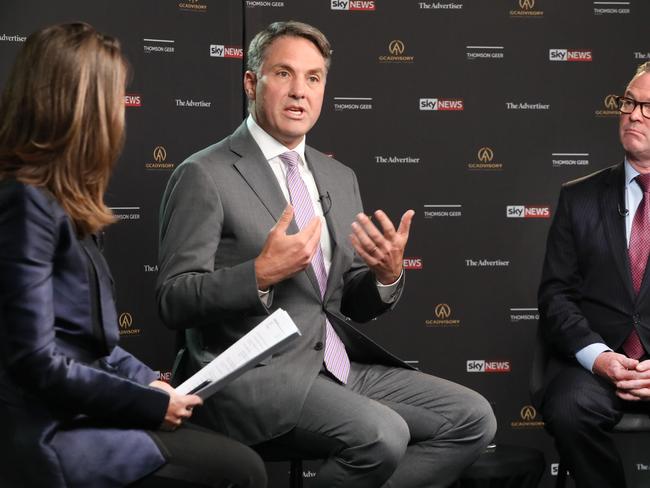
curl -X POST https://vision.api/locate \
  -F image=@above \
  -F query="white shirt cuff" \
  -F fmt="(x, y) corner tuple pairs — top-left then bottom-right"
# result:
(575, 343), (612, 373)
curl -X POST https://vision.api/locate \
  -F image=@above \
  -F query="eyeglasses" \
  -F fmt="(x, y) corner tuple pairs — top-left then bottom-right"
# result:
(616, 96), (650, 119)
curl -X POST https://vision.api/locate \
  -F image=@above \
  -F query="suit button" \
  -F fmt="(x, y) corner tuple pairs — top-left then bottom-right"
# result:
(314, 341), (324, 351)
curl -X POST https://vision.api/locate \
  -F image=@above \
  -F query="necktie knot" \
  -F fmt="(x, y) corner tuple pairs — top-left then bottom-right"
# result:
(636, 173), (650, 193)
(279, 151), (301, 169)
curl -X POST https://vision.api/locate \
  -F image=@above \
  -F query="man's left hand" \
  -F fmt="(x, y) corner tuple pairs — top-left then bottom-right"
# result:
(616, 359), (650, 401)
(350, 209), (415, 285)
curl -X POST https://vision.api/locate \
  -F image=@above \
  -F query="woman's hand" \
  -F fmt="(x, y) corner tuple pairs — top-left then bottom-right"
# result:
(149, 380), (203, 431)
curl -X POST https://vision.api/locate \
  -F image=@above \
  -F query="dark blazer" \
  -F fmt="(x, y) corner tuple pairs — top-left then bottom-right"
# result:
(535, 163), (649, 404)
(157, 122), (410, 445)
(0, 180), (169, 488)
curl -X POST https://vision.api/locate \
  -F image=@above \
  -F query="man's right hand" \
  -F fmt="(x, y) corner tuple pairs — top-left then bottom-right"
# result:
(255, 205), (321, 291)
(592, 351), (639, 385)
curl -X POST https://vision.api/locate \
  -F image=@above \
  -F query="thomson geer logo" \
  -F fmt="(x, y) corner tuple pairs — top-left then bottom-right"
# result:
(210, 44), (244, 58)
(466, 360), (511, 373)
(419, 98), (464, 111)
(549, 49), (592, 62)
(506, 205), (550, 218)
(331, 0), (375, 10)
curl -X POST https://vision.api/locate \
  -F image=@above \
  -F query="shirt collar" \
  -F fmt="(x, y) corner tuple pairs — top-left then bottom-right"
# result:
(246, 115), (306, 165)
(625, 158), (640, 186)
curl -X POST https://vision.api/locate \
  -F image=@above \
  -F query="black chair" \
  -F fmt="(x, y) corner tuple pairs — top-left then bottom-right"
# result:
(252, 428), (342, 488)
(529, 325), (650, 488)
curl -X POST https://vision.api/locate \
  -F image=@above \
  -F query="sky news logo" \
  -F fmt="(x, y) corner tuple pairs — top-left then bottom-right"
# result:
(419, 98), (464, 111)
(403, 257), (423, 270)
(506, 205), (550, 218)
(331, 0), (375, 10)
(210, 44), (244, 58)
(125, 94), (142, 107)
(466, 360), (511, 373)
(549, 49), (593, 62)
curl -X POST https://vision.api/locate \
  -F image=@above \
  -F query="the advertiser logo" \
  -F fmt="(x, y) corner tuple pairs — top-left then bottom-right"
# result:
(419, 98), (464, 111)
(210, 44), (244, 58)
(418, 2), (463, 9)
(403, 257), (423, 270)
(506, 205), (550, 218)
(331, 0), (376, 10)
(125, 94), (142, 107)
(110, 206), (141, 221)
(466, 360), (511, 373)
(549, 48), (592, 62)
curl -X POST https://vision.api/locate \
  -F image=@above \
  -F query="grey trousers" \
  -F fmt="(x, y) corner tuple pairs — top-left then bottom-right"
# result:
(295, 362), (497, 488)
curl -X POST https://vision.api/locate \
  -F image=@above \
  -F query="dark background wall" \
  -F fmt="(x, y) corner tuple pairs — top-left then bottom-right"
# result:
(1, 1), (648, 486)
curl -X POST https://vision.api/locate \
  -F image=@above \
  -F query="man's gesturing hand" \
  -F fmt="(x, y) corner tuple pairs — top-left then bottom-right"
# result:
(255, 205), (322, 290)
(349, 209), (415, 285)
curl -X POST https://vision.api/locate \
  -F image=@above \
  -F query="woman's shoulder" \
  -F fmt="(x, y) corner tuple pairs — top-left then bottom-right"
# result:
(0, 179), (66, 230)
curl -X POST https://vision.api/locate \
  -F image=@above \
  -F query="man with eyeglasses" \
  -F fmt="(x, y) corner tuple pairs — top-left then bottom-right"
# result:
(537, 61), (650, 487)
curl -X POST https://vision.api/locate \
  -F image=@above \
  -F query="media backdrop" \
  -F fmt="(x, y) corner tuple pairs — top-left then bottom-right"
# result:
(1, 1), (648, 486)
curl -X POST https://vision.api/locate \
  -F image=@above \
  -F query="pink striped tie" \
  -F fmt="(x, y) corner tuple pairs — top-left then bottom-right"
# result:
(280, 151), (350, 383)
(624, 174), (650, 359)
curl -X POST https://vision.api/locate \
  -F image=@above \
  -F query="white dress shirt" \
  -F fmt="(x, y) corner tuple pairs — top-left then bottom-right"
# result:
(246, 115), (400, 302)
(576, 160), (641, 372)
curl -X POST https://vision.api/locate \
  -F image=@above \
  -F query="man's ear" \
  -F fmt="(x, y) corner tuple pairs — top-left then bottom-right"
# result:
(244, 71), (257, 100)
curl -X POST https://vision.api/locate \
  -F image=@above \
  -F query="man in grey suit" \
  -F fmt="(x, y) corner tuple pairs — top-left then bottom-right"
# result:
(157, 21), (496, 488)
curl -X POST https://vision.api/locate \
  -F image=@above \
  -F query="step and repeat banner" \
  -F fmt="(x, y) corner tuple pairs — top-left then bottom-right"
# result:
(1, 1), (648, 486)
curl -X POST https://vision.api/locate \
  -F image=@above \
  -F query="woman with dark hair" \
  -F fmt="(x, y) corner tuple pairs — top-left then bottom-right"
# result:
(0, 22), (267, 488)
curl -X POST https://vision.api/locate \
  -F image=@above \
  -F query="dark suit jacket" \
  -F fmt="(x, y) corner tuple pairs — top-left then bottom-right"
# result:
(535, 162), (649, 405)
(0, 180), (169, 488)
(157, 121), (410, 445)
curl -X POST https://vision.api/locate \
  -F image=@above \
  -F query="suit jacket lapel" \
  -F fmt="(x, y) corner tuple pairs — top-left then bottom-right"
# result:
(600, 163), (634, 300)
(306, 147), (353, 303)
(231, 123), (322, 298)
(230, 122), (292, 227)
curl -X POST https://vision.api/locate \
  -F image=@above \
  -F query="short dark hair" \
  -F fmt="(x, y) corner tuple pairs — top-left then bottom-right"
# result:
(246, 21), (332, 74)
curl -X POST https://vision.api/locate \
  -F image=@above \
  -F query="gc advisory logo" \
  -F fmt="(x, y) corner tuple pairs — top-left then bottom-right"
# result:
(595, 94), (619, 117)
(510, 0), (543, 17)
(331, 0), (375, 10)
(466, 360), (511, 373)
(467, 146), (503, 171)
(146, 146), (175, 170)
(425, 303), (461, 327)
(378, 40), (414, 63)
(419, 98), (464, 111)
(119, 312), (142, 336)
(506, 205), (550, 218)
(549, 49), (592, 62)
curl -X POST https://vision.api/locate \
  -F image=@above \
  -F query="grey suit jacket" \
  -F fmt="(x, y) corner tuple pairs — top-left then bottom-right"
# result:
(157, 121), (410, 445)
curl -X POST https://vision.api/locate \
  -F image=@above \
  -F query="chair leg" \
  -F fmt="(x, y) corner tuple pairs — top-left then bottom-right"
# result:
(290, 459), (303, 488)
